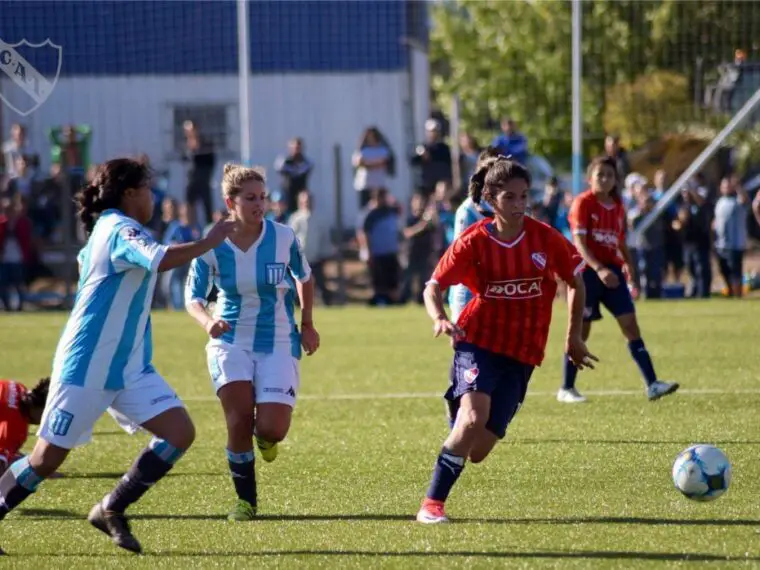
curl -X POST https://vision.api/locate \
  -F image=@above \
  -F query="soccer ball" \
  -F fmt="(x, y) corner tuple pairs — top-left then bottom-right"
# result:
(672, 445), (732, 501)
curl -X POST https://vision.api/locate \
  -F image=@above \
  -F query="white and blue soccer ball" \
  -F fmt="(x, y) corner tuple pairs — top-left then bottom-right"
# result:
(672, 444), (732, 502)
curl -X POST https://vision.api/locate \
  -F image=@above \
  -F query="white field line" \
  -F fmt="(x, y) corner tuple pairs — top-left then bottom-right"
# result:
(183, 388), (760, 403)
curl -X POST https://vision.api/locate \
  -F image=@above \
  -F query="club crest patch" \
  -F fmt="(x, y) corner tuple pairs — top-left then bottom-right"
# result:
(531, 252), (547, 270)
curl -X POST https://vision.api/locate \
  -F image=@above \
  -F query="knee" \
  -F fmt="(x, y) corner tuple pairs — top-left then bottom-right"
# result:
(456, 407), (488, 435)
(255, 421), (289, 443)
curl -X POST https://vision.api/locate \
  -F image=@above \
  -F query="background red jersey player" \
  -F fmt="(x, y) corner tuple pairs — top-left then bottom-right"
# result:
(558, 156), (679, 404)
(416, 153), (596, 524)
(0, 378), (49, 476)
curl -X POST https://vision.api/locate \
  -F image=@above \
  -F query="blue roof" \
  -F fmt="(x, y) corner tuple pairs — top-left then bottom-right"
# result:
(0, 0), (425, 75)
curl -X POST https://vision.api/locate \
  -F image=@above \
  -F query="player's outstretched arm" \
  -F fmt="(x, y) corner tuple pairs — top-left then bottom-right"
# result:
(565, 275), (598, 370)
(158, 220), (237, 273)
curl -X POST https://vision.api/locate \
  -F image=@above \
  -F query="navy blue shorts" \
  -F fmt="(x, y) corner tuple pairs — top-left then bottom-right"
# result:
(446, 342), (534, 439)
(583, 265), (635, 322)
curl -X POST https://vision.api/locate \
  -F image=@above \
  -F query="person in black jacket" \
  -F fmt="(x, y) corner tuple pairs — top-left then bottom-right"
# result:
(677, 183), (713, 298)
(182, 121), (215, 224)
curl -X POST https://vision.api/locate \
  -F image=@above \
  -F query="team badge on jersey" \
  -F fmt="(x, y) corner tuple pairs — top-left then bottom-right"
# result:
(531, 252), (547, 270)
(266, 263), (286, 285)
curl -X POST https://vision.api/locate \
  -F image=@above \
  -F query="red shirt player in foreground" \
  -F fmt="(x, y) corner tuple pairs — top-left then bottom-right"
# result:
(416, 155), (597, 524)
(0, 379), (49, 477)
(557, 156), (679, 404)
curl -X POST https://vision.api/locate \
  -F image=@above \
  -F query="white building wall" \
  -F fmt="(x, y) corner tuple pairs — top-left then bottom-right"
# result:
(2, 70), (422, 228)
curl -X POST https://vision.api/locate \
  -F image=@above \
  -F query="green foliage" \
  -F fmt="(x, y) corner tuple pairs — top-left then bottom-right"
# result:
(604, 71), (692, 149)
(431, 0), (760, 162)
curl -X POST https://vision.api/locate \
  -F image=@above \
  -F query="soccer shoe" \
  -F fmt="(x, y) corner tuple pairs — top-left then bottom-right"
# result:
(557, 387), (588, 403)
(228, 499), (257, 521)
(416, 498), (449, 524)
(88, 502), (142, 554)
(647, 381), (680, 401)
(256, 437), (279, 463)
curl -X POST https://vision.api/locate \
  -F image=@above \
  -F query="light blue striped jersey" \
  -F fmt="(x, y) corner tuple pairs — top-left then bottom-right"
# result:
(185, 219), (311, 358)
(52, 209), (168, 390)
(448, 198), (489, 322)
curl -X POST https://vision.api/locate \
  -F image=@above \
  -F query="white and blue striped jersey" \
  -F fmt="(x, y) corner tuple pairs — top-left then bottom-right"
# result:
(185, 219), (311, 358)
(52, 209), (167, 390)
(448, 198), (490, 322)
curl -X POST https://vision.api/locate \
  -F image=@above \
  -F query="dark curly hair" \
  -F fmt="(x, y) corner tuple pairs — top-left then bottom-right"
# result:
(75, 158), (151, 235)
(20, 377), (50, 421)
(468, 149), (532, 208)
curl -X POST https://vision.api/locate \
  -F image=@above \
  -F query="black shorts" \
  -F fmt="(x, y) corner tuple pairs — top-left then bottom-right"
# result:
(446, 342), (534, 439)
(370, 254), (400, 291)
(717, 249), (744, 282)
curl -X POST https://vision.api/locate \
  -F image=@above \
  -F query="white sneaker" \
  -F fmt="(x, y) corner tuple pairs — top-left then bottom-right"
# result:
(647, 381), (679, 401)
(557, 387), (587, 403)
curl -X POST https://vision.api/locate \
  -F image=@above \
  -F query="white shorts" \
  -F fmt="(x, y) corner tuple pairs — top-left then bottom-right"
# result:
(38, 371), (184, 450)
(206, 343), (300, 407)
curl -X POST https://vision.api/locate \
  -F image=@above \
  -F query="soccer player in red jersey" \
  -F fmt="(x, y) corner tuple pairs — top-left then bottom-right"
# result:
(557, 156), (679, 404)
(0, 378), (49, 477)
(416, 155), (597, 524)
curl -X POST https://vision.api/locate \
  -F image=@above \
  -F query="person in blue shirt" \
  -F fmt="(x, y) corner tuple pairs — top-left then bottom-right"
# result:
(491, 118), (529, 165)
(162, 202), (203, 309)
(0, 158), (235, 555)
(185, 163), (320, 521)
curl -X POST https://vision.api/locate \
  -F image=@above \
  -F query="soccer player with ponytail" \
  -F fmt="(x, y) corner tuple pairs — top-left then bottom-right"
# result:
(416, 155), (596, 524)
(0, 158), (235, 555)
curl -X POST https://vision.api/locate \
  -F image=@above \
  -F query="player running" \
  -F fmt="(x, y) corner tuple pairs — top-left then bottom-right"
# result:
(557, 156), (679, 404)
(0, 158), (236, 555)
(185, 164), (319, 522)
(0, 378), (49, 476)
(416, 154), (597, 524)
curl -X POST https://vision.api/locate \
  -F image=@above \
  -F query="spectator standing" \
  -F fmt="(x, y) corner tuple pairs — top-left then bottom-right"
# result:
(274, 137), (314, 214)
(713, 176), (749, 298)
(352, 127), (394, 210)
(457, 133), (481, 196)
(358, 188), (401, 306)
(3, 124), (39, 178)
(651, 169), (684, 283)
(677, 181), (712, 298)
(401, 194), (436, 305)
(631, 188), (665, 299)
(491, 118), (529, 165)
(0, 195), (35, 311)
(162, 203), (202, 310)
(410, 119), (452, 198)
(289, 190), (334, 306)
(604, 134), (631, 183)
(182, 121), (215, 225)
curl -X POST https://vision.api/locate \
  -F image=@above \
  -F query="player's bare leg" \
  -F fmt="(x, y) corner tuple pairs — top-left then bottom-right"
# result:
(616, 313), (679, 400)
(254, 403), (292, 463)
(89, 407), (195, 553)
(468, 430), (499, 464)
(418, 392), (490, 524)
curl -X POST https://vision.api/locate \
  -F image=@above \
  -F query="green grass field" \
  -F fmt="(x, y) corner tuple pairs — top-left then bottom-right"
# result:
(0, 300), (759, 568)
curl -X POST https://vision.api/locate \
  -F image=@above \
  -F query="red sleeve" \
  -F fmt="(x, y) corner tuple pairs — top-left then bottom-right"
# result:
(568, 194), (590, 236)
(547, 229), (586, 283)
(431, 234), (476, 291)
(0, 383), (29, 466)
